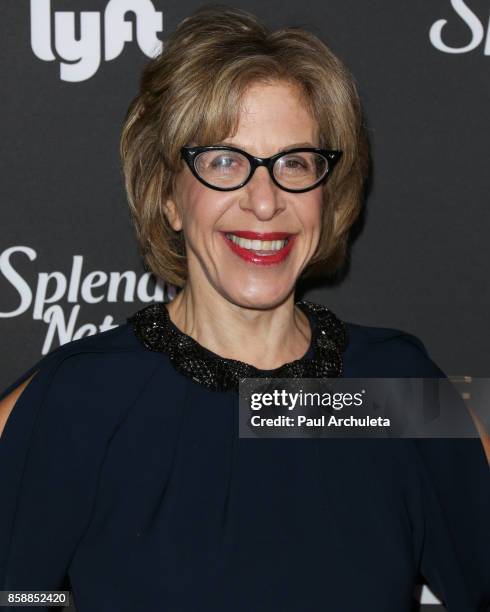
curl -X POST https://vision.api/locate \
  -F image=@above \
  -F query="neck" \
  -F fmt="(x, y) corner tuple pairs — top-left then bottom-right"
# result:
(165, 285), (311, 370)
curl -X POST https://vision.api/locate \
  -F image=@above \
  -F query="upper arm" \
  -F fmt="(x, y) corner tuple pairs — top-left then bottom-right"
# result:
(467, 405), (490, 464)
(0, 372), (37, 439)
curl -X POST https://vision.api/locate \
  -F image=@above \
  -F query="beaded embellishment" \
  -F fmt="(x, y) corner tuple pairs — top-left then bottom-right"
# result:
(127, 300), (348, 392)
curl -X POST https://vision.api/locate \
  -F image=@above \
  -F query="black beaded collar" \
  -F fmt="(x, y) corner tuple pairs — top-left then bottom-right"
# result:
(127, 300), (348, 393)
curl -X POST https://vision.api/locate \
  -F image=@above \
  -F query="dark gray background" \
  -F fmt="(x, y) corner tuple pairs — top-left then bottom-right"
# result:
(1, 2), (489, 609)
(1, 1), (489, 387)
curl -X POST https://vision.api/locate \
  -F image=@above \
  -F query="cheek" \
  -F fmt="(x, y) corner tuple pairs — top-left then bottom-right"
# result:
(180, 184), (226, 240)
(300, 193), (324, 235)
(180, 182), (208, 227)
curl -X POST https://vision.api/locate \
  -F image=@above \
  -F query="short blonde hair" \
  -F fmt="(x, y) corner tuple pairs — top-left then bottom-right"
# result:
(120, 5), (370, 287)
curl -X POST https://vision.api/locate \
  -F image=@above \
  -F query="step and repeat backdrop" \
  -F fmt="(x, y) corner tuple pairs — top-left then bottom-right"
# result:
(1, 1), (489, 610)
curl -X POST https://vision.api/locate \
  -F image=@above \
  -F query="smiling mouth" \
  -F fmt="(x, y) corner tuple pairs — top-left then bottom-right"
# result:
(221, 231), (296, 265)
(225, 233), (289, 254)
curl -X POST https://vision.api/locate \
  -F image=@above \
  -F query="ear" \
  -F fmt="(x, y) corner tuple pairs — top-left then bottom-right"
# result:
(162, 197), (183, 232)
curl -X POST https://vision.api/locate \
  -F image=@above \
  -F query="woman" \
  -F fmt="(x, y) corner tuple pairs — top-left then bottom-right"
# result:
(0, 6), (489, 611)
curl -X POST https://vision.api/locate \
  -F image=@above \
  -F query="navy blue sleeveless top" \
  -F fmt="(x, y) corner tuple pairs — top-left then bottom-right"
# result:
(0, 300), (488, 611)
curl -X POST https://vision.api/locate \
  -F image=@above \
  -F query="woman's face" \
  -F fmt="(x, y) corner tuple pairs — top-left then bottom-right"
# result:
(164, 80), (324, 309)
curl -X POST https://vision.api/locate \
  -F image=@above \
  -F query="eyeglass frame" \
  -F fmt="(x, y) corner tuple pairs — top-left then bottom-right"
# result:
(180, 144), (343, 194)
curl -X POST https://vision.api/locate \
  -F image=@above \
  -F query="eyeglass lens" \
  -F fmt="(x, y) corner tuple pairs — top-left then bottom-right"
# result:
(194, 149), (330, 190)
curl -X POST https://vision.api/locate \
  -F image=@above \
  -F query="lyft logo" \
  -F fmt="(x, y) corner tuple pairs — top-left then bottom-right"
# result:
(430, 0), (490, 54)
(30, 0), (164, 82)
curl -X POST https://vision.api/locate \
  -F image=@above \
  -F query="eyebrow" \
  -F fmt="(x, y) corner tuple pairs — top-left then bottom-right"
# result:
(216, 140), (317, 153)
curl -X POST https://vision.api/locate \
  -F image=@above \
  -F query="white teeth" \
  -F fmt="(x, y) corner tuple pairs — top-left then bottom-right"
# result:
(226, 234), (289, 251)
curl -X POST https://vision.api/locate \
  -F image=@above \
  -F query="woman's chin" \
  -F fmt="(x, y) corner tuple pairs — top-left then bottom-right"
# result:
(219, 281), (297, 310)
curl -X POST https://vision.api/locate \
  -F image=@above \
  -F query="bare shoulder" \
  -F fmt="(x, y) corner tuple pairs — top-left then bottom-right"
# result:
(0, 372), (38, 438)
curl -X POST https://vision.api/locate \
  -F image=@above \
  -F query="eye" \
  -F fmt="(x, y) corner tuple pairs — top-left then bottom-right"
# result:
(196, 150), (247, 174)
(210, 155), (238, 169)
(284, 157), (308, 169)
(277, 154), (312, 174)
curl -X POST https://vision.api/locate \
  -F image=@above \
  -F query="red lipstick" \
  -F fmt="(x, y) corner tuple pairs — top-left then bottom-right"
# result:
(221, 231), (296, 266)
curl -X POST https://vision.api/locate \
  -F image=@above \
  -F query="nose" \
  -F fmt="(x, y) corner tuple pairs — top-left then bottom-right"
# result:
(239, 166), (286, 220)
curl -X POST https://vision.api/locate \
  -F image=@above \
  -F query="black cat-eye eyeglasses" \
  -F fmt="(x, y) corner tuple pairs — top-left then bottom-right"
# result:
(180, 145), (342, 193)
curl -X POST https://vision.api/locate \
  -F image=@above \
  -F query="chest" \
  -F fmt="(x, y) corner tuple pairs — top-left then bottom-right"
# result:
(69, 390), (421, 610)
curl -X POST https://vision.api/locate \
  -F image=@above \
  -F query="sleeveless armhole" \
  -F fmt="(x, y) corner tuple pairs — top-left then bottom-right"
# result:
(0, 341), (64, 440)
(0, 372), (39, 440)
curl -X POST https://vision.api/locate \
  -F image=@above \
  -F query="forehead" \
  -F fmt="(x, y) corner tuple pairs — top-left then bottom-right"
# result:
(239, 81), (314, 123)
(222, 80), (320, 153)
(190, 78), (320, 152)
